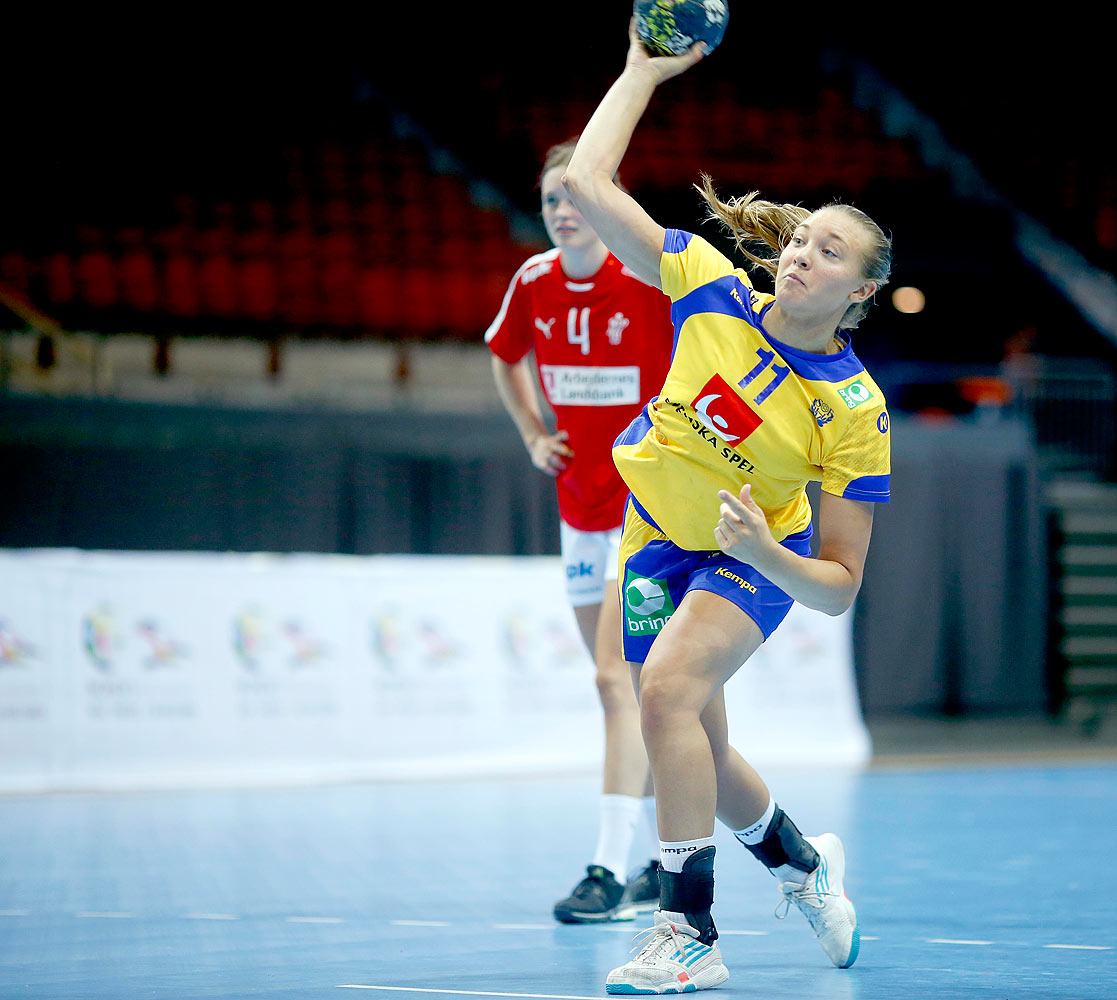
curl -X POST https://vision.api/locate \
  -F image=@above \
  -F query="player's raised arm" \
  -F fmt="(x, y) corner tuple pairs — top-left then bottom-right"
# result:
(562, 21), (706, 289)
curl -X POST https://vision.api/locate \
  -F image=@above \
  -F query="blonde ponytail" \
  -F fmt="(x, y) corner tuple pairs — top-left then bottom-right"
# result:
(696, 175), (892, 330)
(696, 174), (808, 280)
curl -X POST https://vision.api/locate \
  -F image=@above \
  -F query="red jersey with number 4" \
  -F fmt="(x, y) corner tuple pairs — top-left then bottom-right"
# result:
(486, 248), (674, 531)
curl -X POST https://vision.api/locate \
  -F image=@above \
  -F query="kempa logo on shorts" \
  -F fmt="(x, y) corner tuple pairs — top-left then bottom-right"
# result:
(837, 378), (874, 409)
(624, 572), (676, 637)
(714, 566), (757, 593)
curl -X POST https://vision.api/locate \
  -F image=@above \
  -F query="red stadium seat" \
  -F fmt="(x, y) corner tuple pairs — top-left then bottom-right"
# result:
(44, 254), (74, 305)
(240, 258), (279, 322)
(397, 268), (442, 335)
(118, 249), (159, 312)
(278, 256), (319, 326)
(357, 267), (403, 331)
(0, 252), (29, 294)
(76, 251), (117, 309)
(163, 254), (200, 317)
(199, 255), (239, 317)
(320, 257), (359, 326)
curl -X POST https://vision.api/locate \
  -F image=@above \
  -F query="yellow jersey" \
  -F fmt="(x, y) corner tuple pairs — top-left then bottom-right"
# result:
(612, 230), (891, 551)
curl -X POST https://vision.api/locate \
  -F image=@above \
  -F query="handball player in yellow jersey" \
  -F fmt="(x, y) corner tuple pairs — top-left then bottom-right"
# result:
(562, 21), (893, 994)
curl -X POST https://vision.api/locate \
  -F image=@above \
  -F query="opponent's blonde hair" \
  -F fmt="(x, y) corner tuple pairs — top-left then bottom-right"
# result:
(697, 175), (891, 329)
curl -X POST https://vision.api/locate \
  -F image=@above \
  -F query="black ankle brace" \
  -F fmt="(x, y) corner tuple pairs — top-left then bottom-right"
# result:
(658, 845), (719, 945)
(743, 806), (819, 875)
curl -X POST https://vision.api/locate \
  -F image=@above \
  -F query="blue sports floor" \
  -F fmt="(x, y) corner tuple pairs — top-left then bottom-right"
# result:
(1, 762), (1115, 1000)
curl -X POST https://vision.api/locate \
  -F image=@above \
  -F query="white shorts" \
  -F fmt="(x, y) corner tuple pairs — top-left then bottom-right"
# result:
(560, 520), (622, 608)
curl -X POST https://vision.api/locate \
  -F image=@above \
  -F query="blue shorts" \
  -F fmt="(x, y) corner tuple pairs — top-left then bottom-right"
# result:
(617, 495), (813, 664)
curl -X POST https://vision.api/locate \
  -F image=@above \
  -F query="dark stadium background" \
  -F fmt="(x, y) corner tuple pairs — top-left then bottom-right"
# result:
(1, 11), (1114, 724)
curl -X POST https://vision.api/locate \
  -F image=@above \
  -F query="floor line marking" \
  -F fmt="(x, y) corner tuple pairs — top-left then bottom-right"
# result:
(337, 988), (599, 1000)
(390, 920), (451, 927)
(288, 916), (345, 924)
(183, 913), (239, 921)
(76, 912), (134, 919)
(926, 938), (993, 946)
(493, 923), (551, 930)
(719, 930), (769, 936)
(1043, 944), (1112, 950)
(0, 910), (30, 917)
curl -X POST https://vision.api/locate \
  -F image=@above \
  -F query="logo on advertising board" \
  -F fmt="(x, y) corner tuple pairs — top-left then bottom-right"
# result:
(837, 378), (874, 409)
(234, 611), (331, 670)
(371, 612), (404, 670)
(282, 621), (329, 667)
(416, 621), (462, 664)
(692, 374), (763, 444)
(233, 610), (264, 670)
(369, 612), (464, 670)
(83, 608), (118, 670)
(501, 613), (584, 669)
(136, 620), (188, 669)
(0, 619), (35, 666)
(624, 571), (676, 637)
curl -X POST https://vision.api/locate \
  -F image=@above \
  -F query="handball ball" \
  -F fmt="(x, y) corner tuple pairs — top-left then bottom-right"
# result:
(634, 0), (729, 57)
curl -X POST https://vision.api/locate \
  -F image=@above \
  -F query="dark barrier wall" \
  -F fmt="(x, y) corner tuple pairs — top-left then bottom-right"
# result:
(0, 397), (1047, 715)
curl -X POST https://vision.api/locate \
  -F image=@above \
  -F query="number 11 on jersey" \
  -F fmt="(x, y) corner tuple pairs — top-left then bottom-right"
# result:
(738, 348), (790, 405)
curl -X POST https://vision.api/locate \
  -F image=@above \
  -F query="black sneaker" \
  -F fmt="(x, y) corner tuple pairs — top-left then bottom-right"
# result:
(618, 860), (660, 918)
(553, 865), (628, 923)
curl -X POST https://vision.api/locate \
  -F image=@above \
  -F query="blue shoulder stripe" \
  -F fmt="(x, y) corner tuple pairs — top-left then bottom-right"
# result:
(671, 275), (757, 331)
(614, 400), (655, 451)
(628, 492), (665, 533)
(842, 474), (891, 502)
(664, 229), (694, 254)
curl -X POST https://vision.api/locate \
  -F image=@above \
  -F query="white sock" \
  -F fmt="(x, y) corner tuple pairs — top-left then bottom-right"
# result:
(591, 794), (642, 881)
(642, 795), (658, 862)
(659, 835), (716, 874)
(733, 800), (810, 886)
(732, 798), (775, 845)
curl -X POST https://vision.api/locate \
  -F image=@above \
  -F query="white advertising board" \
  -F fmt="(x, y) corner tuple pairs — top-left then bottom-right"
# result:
(0, 550), (869, 792)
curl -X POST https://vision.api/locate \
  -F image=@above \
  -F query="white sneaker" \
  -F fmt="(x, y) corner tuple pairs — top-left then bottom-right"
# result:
(776, 833), (860, 968)
(606, 910), (729, 995)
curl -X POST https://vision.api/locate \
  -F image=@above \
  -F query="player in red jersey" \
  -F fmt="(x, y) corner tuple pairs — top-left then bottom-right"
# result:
(486, 139), (675, 923)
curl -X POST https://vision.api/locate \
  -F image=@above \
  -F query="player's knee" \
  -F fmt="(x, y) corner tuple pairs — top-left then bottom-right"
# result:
(595, 657), (636, 713)
(637, 666), (692, 740)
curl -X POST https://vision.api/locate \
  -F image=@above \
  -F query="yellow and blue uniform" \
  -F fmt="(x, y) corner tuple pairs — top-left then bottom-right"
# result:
(615, 230), (891, 661)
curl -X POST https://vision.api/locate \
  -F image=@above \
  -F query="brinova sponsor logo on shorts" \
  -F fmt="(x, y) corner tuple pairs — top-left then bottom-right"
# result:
(837, 378), (874, 409)
(624, 571), (676, 637)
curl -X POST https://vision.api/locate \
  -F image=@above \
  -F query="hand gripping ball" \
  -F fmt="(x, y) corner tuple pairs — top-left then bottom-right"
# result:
(634, 0), (729, 57)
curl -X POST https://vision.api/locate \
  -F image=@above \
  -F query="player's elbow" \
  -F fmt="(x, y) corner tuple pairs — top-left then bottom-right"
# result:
(560, 167), (588, 202)
(821, 594), (855, 617)
(561, 158), (606, 202)
(818, 564), (863, 616)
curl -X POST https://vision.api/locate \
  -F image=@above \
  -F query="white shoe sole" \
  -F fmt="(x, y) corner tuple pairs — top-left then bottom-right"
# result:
(606, 962), (729, 994)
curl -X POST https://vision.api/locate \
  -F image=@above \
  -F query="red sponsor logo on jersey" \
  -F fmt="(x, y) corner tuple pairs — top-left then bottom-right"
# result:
(692, 374), (763, 444)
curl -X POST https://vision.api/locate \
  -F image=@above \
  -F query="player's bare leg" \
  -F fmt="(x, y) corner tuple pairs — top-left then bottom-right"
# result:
(685, 626), (861, 969)
(553, 597), (651, 923)
(587, 594), (649, 801)
(606, 593), (753, 992)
